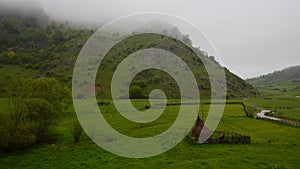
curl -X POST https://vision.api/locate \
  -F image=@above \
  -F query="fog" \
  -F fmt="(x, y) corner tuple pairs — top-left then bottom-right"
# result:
(1, 0), (300, 79)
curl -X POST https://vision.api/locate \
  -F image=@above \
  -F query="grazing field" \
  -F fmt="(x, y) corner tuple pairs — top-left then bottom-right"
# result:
(244, 92), (300, 123)
(0, 99), (299, 169)
(247, 74), (300, 123)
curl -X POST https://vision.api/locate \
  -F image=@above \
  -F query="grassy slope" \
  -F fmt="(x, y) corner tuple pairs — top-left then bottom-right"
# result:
(247, 65), (300, 98)
(247, 65), (300, 87)
(95, 33), (257, 99)
(244, 88), (300, 122)
(0, 101), (299, 169)
(0, 16), (257, 99)
(245, 97), (300, 122)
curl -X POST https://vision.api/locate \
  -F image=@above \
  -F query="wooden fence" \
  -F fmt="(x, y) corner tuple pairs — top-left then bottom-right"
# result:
(186, 131), (251, 145)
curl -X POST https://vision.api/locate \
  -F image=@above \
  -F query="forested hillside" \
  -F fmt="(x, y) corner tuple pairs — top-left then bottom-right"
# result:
(0, 13), (257, 99)
(248, 65), (300, 86)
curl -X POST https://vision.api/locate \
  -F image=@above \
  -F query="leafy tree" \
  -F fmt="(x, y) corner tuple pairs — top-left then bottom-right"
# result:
(2, 17), (21, 33)
(52, 31), (65, 44)
(33, 30), (48, 47)
(129, 85), (144, 99)
(25, 99), (58, 142)
(0, 77), (71, 151)
(0, 31), (12, 48)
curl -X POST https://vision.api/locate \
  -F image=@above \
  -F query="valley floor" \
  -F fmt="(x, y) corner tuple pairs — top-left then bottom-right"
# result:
(0, 99), (299, 169)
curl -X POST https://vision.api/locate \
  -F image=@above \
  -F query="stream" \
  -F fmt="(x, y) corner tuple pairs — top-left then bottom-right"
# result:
(256, 110), (281, 121)
(256, 110), (300, 127)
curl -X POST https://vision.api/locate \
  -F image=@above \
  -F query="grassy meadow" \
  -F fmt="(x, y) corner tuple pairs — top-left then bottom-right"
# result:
(247, 71), (300, 123)
(243, 85), (300, 123)
(0, 98), (299, 169)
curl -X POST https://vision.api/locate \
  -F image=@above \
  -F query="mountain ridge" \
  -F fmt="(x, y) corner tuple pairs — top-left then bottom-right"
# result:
(247, 65), (300, 86)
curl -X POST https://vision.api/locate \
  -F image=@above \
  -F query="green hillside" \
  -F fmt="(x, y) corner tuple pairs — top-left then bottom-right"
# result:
(248, 65), (300, 85)
(247, 65), (300, 94)
(0, 14), (257, 99)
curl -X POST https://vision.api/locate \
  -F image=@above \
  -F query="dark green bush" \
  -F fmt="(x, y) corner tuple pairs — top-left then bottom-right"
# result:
(8, 123), (37, 150)
(129, 85), (144, 99)
(0, 77), (71, 152)
(0, 112), (36, 151)
(71, 121), (83, 143)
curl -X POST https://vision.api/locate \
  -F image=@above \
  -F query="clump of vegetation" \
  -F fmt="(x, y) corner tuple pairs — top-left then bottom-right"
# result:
(0, 113), (13, 150)
(245, 105), (260, 118)
(0, 77), (71, 152)
(71, 120), (83, 143)
(129, 85), (144, 99)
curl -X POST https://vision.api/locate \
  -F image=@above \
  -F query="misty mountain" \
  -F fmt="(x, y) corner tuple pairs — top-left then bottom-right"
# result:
(0, 2), (49, 26)
(247, 65), (300, 93)
(248, 65), (300, 86)
(0, 12), (257, 99)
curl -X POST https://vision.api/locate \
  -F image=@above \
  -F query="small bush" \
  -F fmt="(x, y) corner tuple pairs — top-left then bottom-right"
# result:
(8, 124), (37, 150)
(71, 121), (83, 143)
(0, 77), (71, 152)
(245, 105), (260, 117)
(0, 113), (36, 151)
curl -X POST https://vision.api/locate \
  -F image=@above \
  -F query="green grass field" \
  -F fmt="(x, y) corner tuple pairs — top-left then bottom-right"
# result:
(0, 99), (299, 169)
(244, 89), (300, 122)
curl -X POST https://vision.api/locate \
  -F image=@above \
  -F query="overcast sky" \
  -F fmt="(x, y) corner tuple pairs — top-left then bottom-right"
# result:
(1, 0), (300, 79)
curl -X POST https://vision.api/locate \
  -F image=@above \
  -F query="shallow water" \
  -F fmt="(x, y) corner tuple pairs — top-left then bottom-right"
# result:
(256, 110), (282, 121)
